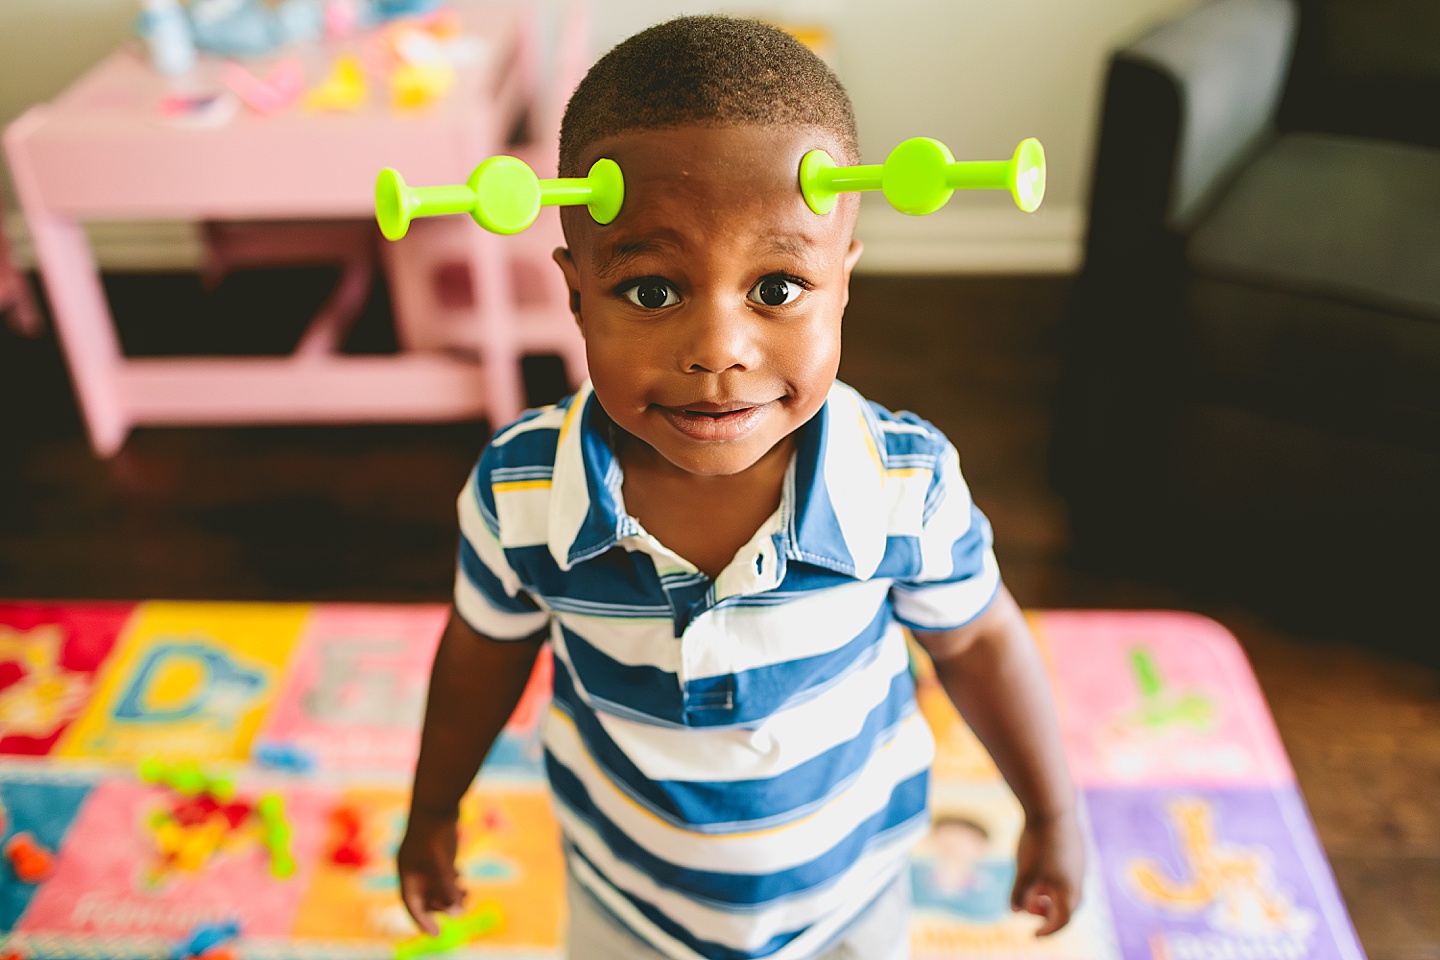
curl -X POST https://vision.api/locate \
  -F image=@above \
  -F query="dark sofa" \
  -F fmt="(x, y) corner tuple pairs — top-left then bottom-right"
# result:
(1051, 0), (1440, 658)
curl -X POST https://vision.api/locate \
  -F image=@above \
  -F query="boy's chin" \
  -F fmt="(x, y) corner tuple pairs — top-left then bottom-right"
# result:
(649, 441), (777, 479)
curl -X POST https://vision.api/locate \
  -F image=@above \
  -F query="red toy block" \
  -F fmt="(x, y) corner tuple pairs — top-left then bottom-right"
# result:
(5, 831), (55, 883)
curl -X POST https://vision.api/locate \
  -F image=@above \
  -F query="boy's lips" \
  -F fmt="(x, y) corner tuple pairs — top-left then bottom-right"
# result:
(656, 400), (772, 441)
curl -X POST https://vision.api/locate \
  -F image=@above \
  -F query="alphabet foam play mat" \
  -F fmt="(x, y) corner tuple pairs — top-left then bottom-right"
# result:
(0, 603), (1364, 959)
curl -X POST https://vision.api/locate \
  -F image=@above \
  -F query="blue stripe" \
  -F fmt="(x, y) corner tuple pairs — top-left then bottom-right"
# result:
(457, 539), (543, 615)
(502, 544), (671, 617)
(567, 844), (806, 960)
(552, 763), (930, 907)
(551, 658), (921, 830)
(559, 622), (684, 725)
(681, 601), (892, 726)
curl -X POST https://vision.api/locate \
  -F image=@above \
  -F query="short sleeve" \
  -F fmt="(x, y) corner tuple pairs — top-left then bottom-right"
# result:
(889, 438), (1001, 632)
(454, 463), (551, 640)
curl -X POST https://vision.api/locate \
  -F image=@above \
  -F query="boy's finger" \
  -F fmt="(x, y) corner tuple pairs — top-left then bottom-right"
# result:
(1028, 886), (1072, 937)
(399, 874), (443, 937)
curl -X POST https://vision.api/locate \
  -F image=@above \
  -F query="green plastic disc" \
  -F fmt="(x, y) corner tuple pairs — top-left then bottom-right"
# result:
(468, 156), (541, 235)
(585, 158), (624, 225)
(1010, 137), (1046, 212)
(881, 137), (955, 216)
(799, 150), (838, 215)
(375, 168), (411, 241)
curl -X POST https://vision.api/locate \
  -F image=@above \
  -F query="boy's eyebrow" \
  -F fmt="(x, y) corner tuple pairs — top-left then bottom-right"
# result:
(593, 236), (680, 280)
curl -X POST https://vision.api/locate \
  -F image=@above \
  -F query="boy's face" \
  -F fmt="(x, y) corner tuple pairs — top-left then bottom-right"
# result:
(555, 124), (863, 479)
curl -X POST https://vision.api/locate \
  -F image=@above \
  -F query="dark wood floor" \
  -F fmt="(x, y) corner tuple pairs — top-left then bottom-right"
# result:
(1, 269), (1436, 955)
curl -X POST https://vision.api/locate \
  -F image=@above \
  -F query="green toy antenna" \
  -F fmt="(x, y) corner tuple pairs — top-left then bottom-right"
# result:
(800, 137), (1045, 216)
(376, 156), (624, 240)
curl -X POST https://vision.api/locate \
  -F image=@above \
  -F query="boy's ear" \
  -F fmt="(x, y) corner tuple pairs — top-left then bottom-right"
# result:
(840, 239), (864, 309)
(552, 247), (584, 333)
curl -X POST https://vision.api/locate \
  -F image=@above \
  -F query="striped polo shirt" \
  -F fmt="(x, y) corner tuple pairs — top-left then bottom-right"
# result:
(454, 380), (1000, 960)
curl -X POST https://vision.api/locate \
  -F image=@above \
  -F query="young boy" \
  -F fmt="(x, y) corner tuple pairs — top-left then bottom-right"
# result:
(397, 16), (1083, 960)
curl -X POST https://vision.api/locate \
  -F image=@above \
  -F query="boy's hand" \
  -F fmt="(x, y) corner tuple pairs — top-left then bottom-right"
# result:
(1011, 808), (1085, 936)
(397, 809), (467, 936)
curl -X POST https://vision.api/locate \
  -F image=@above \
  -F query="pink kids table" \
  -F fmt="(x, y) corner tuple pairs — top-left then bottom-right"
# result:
(2, 5), (538, 457)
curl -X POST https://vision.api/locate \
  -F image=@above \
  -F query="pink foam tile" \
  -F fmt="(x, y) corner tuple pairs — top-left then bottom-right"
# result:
(257, 603), (448, 775)
(17, 777), (334, 939)
(1036, 610), (1294, 789)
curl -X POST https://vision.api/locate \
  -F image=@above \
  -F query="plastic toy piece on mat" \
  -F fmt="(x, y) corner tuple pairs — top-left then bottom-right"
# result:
(394, 902), (504, 959)
(306, 55), (368, 112)
(252, 739), (318, 774)
(376, 156), (624, 240)
(4, 831), (55, 883)
(139, 758), (236, 801)
(800, 137), (1045, 215)
(256, 793), (296, 878)
(172, 918), (240, 960)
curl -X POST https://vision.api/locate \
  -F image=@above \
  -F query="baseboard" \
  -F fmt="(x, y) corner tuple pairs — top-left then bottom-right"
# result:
(5, 212), (204, 272)
(6, 204), (1085, 276)
(853, 201), (1082, 274)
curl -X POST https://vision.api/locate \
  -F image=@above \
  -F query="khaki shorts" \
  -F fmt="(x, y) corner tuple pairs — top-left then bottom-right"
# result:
(565, 871), (911, 960)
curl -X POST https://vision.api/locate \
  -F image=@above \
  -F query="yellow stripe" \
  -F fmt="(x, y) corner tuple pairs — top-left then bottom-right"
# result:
(493, 478), (553, 493)
(884, 467), (928, 480)
(858, 410), (883, 471)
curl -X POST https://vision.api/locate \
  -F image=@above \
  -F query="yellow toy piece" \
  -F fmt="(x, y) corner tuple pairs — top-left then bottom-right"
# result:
(390, 62), (455, 111)
(306, 55), (368, 112)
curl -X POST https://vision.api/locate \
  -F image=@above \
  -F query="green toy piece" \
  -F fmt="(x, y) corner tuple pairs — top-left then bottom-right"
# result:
(800, 136), (1046, 216)
(394, 902), (504, 960)
(138, 758), (235, 801)
(376, 156), (624, 240)
(256, 792), (296, 879)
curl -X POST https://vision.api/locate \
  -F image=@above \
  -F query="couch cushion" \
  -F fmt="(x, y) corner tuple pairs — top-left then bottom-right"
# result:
(1183, 132), (1440, 422)
(1188, 132), (1440, 321)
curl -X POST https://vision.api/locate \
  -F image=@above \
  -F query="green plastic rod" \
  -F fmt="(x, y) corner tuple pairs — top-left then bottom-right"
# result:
(800, 137), (1046, 215)
(376, 157), (624, 240)
(394, 902), (504, 960)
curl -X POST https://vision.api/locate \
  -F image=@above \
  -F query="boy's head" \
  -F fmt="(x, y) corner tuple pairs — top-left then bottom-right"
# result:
(552, 16), (865, 481)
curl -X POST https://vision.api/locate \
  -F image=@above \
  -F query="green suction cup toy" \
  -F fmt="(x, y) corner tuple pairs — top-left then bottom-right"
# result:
(376, 156), (624, 240)
(800, 136), (1045, 216)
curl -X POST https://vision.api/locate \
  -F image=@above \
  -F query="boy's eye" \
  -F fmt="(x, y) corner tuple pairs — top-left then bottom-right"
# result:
(748, 275), (802, 307)
(622, 279), (680, 309)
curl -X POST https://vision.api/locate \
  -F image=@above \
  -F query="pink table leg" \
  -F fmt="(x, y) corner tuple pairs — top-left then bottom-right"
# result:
(6, 109), (130, 456)
(0, 215), (40, 338)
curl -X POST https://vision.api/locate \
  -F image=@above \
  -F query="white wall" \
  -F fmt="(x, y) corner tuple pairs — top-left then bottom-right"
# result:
(0, 0), (1201, 273)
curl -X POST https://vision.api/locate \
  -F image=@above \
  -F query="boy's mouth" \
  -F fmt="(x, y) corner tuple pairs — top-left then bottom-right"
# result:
(657, 401), (770, 441)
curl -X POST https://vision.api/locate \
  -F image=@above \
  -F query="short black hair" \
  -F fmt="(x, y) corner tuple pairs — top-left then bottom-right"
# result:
(558, 15), (859, 176)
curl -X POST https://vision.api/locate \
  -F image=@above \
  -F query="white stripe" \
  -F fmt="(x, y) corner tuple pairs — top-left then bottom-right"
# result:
(561, 805), (924, 956)
(489, 404), (569, 446)
(545, 707), (933, 863)
(884, 469), (931, 540)
(495, 483), (554, 548)
(878, 419), (932, 437)
(571, 625), (915, 782)
(918, 442), (977, 580)
(548, 384), (596, 570)
(822, 384), (887, 579)
(679, 579), (892, 680)
(454, 569), (550, 639)
(555, 611), (681, 672)
(458, 478), (526, 599)
(892, 548), (1001, 630)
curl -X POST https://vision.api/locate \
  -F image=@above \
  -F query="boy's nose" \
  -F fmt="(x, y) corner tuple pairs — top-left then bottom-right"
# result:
(681, 303), (757, 374)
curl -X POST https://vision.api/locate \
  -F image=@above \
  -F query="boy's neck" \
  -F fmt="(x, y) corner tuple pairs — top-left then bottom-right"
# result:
(617, 432), (795, 580)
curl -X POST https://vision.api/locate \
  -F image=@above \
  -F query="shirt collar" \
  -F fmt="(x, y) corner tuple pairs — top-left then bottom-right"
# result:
(547, 381), (889, 579)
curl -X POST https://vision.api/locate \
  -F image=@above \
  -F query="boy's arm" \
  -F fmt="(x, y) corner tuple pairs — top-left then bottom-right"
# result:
(398, 611), (546, 934)
(912, 586), (1084, 936)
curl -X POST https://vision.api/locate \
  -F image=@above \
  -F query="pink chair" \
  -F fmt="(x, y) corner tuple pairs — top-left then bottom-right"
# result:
(0, 215), (41, 338)
(382, 1), (589, 391)
(201, 219), (377, 358)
